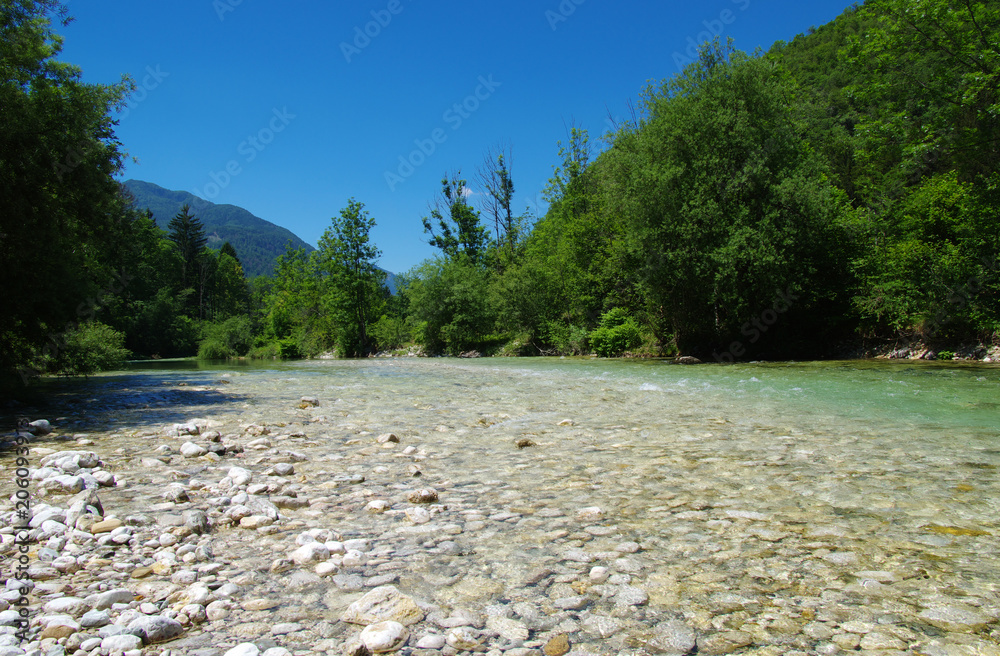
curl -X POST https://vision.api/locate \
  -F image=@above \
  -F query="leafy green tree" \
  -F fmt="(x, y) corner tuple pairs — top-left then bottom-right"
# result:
(211, 244), (249, 320)
(848, 0), (1000, 183)
(607, 41), (854, 353)
(316, 199), (386, 356)
(1, 0), (133, 380)
(422, 174), (488, 264)
(406, 257), (495, 354)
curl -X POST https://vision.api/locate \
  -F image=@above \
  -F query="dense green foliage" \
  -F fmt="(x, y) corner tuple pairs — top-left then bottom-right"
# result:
(4, 0), (998, 384)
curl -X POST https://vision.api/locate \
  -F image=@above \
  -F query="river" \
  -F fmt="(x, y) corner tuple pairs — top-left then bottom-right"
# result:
(5, 357), (999, 654)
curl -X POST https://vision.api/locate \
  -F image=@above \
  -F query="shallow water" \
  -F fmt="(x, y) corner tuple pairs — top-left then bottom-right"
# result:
(9, 357), (1000, 652)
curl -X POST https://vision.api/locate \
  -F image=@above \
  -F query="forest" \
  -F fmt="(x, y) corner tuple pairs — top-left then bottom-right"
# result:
(2, 0), (998, 385)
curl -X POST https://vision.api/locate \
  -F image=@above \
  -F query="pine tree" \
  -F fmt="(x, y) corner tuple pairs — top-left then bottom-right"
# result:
(167, 204), (208, 290)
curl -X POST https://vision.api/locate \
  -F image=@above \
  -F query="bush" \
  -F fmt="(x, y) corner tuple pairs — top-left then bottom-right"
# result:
(371, 315), (411, 351)
(197, 316), (254, 360)
(49, 322), (130, 376)
(247, 342), (281, 359)
(937, 350), (955, 360)
(589, 308), (643, 357)
(543, 321), (590, 355)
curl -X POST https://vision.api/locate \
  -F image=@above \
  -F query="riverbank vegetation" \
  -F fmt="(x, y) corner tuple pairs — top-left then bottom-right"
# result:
(3, 0), (998, 385)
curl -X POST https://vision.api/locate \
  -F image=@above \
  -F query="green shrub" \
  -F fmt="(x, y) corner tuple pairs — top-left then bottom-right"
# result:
(50, 322), (130, 376)
(937, 350), (955, 360)
(198, 339), (233, 360)
(543, 321), (590, 355)
(247, 342), (281, 359)
(589, 309), (643, 357)
(197, 316), (253, 360)
(371, 315), (410, 351)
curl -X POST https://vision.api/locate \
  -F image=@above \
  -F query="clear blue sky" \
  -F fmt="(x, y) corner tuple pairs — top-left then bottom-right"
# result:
(59, 0), (857, 275)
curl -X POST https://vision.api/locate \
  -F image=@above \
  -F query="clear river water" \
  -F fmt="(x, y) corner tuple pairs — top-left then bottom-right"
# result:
(8, 357), (1000, 654)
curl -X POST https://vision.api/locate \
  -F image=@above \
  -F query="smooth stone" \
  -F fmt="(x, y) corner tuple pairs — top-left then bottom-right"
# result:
(224, 645), (260, 656)
(615, 586), (649, 607)
(271, 623), (302, 635)
(180, 442), (208, 458)
(486, 616), (529, 642)
(101, 634), (144, 653)
(43, 597), (89, 616)
(697, 630), (753, 655)
(918, 605), (991, 632)
(242, 599), (279, 611)
(446, 627), (482, 651)
(125, 614), (184, 643)
(648, 620), (697, 655)
(416, 634), (447, 649)
(291, 543), (330, 565)
(360, 621), (409, 653)
(86, 588), (134, 610)
(80, 609), (111, 628)
(341, 586), (425, 626)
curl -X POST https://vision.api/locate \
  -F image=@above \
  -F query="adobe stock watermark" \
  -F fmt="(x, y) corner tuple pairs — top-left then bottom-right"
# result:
(672, 0), (751, 71)
(120, 65), (169, 120)
(192, 107), (296, 201)
(384, 75), (502, 192)
(341, 0), (408, 64)
(52, 65), (169, 182)
(546, 0), (586, 31)
(214, 0), (244, 21)
(713, 286), (800, 362)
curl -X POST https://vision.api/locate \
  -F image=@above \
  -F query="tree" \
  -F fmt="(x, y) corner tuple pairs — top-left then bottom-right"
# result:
(422, 173), (488, 265)
(167, 204), (208, 289)
(211, 243), (249, 320)
(317, 199), (386, 356)
(477, 144), (518, 263)
(847, 0), (1000, 183)
(0, 0), (133, 381)
(607, 40), (854, 353)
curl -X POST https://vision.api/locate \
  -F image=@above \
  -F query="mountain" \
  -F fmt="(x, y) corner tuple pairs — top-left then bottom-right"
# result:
(123, 180), (315, 278)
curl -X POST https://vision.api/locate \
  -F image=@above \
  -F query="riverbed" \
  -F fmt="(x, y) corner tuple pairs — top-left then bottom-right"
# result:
(3, 358), (999, 655)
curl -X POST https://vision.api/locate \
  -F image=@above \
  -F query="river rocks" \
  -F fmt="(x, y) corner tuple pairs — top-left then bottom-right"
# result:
(698, 630), (754, 655)
(291, 542), (330, 565)
(85, 588), (134, 610)
(918, 605), (992, 632)
(180, 441), (208, 457)
(27, 418), (53, 435)
(407, 488), (438, 504)
(446, 626), (483, 650)
(126, 614), (182, 643)
(542, 633), (570, 656)
(225, 645), (260, 656)
(486, 616), (529, 642)
(647, 619), (697, 655)
(101, 633), (144, 653)
(360, 621), (409, 652)
(342, 586), (425, 626)
(10, 361), (999, 656)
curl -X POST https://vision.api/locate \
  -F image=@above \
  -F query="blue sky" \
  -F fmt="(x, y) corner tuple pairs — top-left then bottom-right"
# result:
(59, 0), (858, 275)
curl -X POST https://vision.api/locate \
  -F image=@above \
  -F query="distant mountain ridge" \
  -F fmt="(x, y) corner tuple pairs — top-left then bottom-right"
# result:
(123, 180), (315, 278)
